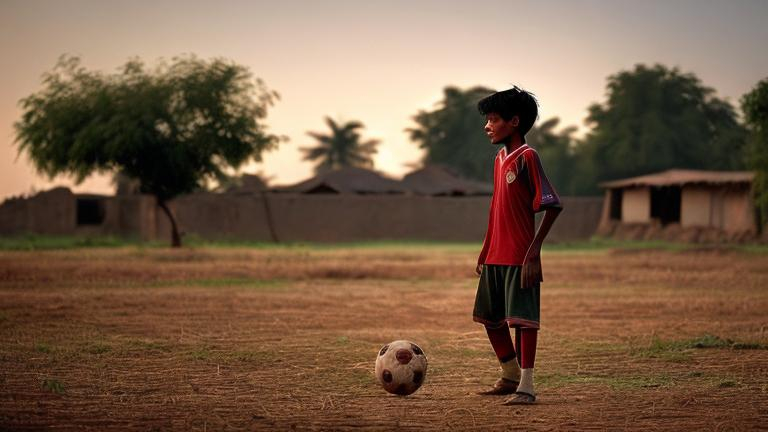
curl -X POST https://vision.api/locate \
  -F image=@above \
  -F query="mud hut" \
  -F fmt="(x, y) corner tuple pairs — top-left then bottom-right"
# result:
(224, 174), (269, 194)
(401, 165), (492, 196)
(274, 167), (406, 194)
(597, 169), (756, 242)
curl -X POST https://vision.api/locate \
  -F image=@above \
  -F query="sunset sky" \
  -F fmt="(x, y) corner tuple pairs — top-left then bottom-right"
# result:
(1, 0), (767, 200)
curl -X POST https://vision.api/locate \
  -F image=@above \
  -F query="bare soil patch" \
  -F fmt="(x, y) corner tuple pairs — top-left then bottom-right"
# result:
(1, 246), (767, 431)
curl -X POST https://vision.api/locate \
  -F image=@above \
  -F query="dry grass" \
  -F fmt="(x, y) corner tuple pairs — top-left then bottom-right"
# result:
(1, 245), (767, 431)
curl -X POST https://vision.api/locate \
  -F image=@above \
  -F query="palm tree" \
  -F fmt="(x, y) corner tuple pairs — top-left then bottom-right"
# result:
(301, 117), (379, 173)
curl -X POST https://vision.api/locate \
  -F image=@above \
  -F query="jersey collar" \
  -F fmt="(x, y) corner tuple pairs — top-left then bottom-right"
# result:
(498, 144), (529, 163)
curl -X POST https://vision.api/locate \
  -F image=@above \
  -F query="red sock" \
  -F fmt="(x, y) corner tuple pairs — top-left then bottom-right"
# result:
(519, 328), (538, 369)
(514, 327), (522, 366)
(485, 325), (517, 363)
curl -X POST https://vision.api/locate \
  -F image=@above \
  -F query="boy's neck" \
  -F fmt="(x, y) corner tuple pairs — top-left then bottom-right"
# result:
(502, 134), (524, 153)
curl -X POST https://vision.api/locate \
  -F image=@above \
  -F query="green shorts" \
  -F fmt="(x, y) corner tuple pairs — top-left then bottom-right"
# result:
(472, 264), (541, 329)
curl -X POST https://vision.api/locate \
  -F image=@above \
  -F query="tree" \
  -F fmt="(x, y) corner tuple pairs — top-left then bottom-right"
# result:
(301, 116), (379, 174)
(584, 64), (747, 187)
(526, 117), (578, 195)
(407, 86), (497, 182)
(408, 85), (583, 193)
(15, 55), (281, 247)
(741, 77), (768, 230)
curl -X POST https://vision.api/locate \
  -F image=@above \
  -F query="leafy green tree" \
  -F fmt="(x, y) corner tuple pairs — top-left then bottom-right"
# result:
(15, 55), (281, 247)
(301, 117), (379, 174)
(567, 140), (601, 196)
(407, 86), (497, 182)
(741, 77), (768, 230)
(526, 117), (578, 195)
(584, 64), (747, 187)
(408, 86), (582, 194)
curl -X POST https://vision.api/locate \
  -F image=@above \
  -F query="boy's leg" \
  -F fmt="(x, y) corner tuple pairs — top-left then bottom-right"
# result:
(477, 325), (521, 395)
(503, 328), (537, 404)
(519, 327), (537, 369)
(486, 325), (516, 364)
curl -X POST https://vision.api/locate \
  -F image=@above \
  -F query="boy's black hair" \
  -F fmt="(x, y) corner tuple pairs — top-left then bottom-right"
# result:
(477, 86), (539, 143)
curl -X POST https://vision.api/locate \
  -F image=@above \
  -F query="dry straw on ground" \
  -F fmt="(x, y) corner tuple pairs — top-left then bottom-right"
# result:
(1, 245), (767, 430)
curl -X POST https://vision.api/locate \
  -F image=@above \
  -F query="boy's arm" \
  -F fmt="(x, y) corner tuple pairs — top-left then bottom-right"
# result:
(477, 157), (499, 276)
(521, 206), (562, 289)
(475, 229), (490, 276)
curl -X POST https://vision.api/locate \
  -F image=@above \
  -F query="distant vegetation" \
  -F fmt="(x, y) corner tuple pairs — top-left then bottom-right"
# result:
(2, 234), (767, 254)
(579, 64), (747, 194)
(12, 55), (766, 234)
(407, 85), (498, 183)
(742, 77), (768, 228)
(301, 116), (379, 174)
(410, 64), (751, 196)
(14, 55), (282, 247)
(0, 234), (150, 250)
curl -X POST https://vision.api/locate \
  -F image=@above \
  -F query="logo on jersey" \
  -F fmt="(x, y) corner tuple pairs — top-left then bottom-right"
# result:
(505, 170), (516, 184)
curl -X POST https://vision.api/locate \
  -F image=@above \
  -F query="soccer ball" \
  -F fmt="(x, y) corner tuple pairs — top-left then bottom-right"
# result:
(374, 340), (428, 396)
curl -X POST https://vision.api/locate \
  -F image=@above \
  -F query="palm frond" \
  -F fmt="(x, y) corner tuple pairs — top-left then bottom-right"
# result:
(305, 116), (380, 172)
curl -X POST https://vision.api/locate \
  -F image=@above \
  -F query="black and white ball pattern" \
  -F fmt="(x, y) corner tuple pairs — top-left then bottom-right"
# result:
(374, 340), (427, 396)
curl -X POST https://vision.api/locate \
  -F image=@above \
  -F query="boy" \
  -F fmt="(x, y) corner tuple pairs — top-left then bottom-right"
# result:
(472, 87), (562, 405)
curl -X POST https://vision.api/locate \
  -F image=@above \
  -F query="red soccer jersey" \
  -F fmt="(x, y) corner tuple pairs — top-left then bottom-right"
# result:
(477, 144), (561, 266)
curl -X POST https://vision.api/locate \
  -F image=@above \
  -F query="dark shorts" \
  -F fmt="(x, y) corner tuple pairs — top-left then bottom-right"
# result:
(472, 264), (541, 329)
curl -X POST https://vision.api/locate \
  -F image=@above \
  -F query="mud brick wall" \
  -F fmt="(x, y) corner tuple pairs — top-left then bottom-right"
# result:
(158, 194), (603, 243)
(0, 189), (603, 243)
(0, 187), (75, 236)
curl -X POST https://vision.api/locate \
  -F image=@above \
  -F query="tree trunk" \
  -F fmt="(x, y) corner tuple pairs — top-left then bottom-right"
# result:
(157, 198), (182, 248)
(259, 190), (279, 243)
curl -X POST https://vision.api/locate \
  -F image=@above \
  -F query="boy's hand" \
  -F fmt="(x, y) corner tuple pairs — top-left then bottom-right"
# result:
(475, 263), (483, 277)
(521, 246), (542, 288)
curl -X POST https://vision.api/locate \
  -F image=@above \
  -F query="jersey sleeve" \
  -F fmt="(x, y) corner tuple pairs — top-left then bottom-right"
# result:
(523, 149), (561, 212)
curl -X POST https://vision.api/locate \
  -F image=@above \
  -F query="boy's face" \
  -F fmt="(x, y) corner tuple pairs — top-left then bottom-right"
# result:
(484, 113), (519, 144)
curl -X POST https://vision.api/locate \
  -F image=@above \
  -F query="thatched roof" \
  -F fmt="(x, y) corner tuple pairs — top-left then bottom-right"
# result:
(275, 167), (406, 194)
(402, 165), (492, 196)
(225, 174), (268, 194)
(600, 169), (755, 189)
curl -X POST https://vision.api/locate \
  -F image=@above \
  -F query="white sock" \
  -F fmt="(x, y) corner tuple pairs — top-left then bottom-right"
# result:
(516, 368), (535, 396)
(500, 358), (521, 382)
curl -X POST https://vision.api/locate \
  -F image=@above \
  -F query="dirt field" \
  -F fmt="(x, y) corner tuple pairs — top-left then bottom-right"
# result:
(1, 244), (767, 431)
